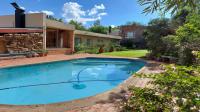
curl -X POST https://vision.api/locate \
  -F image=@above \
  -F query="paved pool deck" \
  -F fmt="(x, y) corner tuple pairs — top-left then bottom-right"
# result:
(0, 54), (163, 112)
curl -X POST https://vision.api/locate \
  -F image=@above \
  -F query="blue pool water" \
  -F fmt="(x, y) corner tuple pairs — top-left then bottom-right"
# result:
(0, 58), (145, 105)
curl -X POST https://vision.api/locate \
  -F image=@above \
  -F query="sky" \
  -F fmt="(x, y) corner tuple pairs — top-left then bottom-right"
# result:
(0, 0), (171, 27)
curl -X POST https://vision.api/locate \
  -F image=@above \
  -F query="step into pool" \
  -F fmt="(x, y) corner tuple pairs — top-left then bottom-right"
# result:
(0, 58), (146, 105)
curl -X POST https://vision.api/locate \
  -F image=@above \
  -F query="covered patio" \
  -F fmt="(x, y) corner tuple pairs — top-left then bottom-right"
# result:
(45, 19), (75, 54)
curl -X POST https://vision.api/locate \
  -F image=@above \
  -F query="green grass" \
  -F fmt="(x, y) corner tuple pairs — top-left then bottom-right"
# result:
(101, 50), (148, 58)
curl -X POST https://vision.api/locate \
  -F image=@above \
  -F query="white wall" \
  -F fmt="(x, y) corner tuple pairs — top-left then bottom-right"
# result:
(0, 15), (15, 28)
(25, 13), (45, 28)
(0, 13), (45, 28)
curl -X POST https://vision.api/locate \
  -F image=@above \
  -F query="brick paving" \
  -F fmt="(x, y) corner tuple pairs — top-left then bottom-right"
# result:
(0, 54), (162, 112)
(0, 54), (91, 68)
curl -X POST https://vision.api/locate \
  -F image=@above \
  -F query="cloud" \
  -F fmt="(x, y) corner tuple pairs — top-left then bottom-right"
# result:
(98, 12), (107, 17)
(41, 10), (54, 16)
(110, 25), (116, 28)
(88, 4), (105, 16)
(20, 6), (25, 10)
(62, 2), (86, 22)
(62, 2), (107, 24)
(28, 10), (54, 16)
(28, 11), (40, 13)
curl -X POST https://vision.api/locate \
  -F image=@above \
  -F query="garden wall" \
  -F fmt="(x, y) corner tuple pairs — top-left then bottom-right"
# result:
(0, 33), (43, 54)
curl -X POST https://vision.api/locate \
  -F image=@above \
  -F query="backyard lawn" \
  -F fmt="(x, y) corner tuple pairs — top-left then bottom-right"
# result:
(101, 50), (148, 58)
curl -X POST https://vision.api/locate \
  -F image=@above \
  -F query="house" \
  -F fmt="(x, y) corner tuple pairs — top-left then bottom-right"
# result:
(119, 24), (146, 48)
(74, 30), (121, 47)
(0, 3), (121, 55)
(119, 24), (144, 39)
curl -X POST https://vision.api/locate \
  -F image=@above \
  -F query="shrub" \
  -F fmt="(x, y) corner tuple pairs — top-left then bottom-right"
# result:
(122, 87), (171, 112)
(178, 47), (195, 66)
(193, 51), (200, 65)
(75, 42), (128, 54)
(74, 44), (86, 52)
(162, 35), (179, 57)
(120, 38), (136, 49)
(75, 44), (99, 54)
(120, 37), (146, 49)
(121, 65), (200, 112)
(115, 45), (128, 51)
(84, 47), (99, 54)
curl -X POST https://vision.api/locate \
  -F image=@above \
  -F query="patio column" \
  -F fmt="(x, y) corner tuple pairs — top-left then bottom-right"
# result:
(56, 29), (59, 48)
(43, 26), (47, 50)
(69, 30), (74, 53)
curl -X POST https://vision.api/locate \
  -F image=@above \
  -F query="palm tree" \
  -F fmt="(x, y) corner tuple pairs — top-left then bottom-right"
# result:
(138, 0), (200, 14)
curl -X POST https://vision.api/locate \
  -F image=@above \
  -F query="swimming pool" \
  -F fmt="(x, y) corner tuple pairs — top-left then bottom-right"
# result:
(0, 58), (146, 105)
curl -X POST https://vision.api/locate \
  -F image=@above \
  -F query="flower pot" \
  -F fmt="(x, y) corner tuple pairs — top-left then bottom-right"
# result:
(26, 54), (33, 58)
(44, 52), (48, 56)
(99, 47), (104, 53)
(38, 53), (43, 57)
(109, 47), (114, 52)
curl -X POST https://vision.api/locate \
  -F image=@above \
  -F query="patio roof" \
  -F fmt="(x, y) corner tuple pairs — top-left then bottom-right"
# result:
(0, 28), (43, 33)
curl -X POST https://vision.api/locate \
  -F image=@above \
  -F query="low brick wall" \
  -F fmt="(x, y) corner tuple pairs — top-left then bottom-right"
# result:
(0, 33), (43, 53)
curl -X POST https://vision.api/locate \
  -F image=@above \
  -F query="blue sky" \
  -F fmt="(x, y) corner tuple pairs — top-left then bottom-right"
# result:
(0, 0), (170, 27)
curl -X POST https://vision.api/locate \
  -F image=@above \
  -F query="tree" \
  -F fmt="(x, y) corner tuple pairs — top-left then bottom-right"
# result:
(93, 20), (101, 26)
(88, 20), (108, 34)
(170, 9), (190, 29)
(138, 0), (200, 14)
(125, 21), (142, 26)
(47, 15), (63, 22)
(89, 26), (108, 34)
(175, 14), (200, 65)
(68, 20), (87, 31)
(144, 18), (174, 57)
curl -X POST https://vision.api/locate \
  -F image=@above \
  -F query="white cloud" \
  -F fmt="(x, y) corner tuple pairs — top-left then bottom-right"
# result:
(110, 25), (116, 28)
(98, 12), (107, 16)
(28, 10), (54, 16)
(20, 6), (25, 10)
(62, 2), (107, 24)
(28, 11), (40, 13)
(62, 2), (86, 22)
(41, 10), (54, 16)
(88, 4), (105, 16)
(78, 18), (99, 23)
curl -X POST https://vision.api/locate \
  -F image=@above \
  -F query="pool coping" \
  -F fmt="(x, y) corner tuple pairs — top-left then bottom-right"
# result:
(0, 55), (153, 112)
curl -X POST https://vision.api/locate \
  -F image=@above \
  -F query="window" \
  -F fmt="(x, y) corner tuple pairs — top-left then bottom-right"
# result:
(98, 39), (103, 43)
(126, 31), (136, 38)
(75, 37), (81, 46)
(133, 31), (136, 38)
(87, 39), (92, 46)
(97, 39), (104, 46)
(126, 32), (133, 38)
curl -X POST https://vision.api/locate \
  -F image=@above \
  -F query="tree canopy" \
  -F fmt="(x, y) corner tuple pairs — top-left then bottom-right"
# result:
(68, 20), (87, 31)
(46, 15), (63, 22)
(88, 20), (108, 34)
(144, 18), (174, 56)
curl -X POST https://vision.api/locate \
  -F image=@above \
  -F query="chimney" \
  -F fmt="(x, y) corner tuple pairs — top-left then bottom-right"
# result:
(11, 2), (25, 28)
(108, 26), (112, 34)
